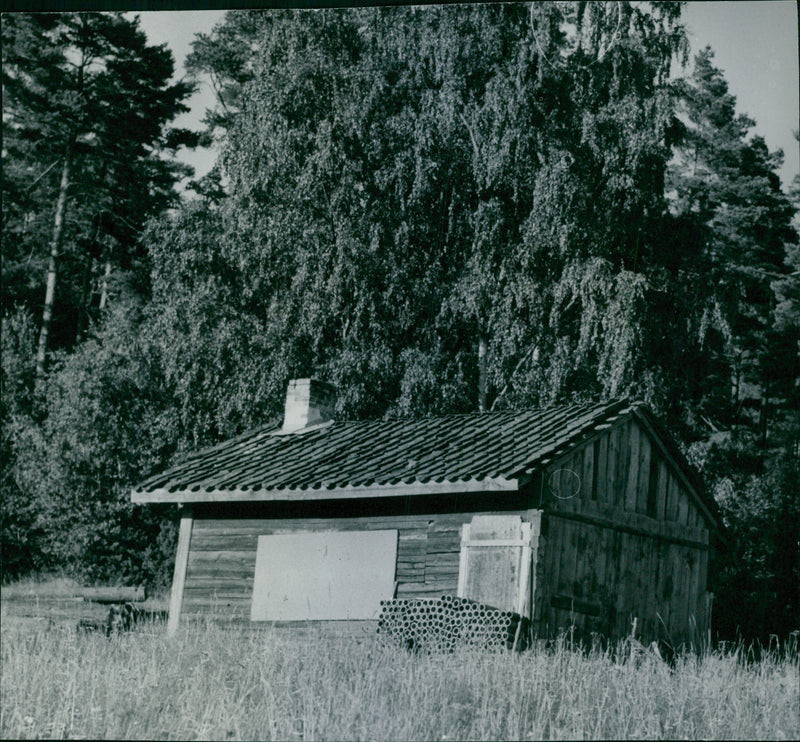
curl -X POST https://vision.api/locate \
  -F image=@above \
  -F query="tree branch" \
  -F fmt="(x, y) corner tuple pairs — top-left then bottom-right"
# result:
(26, 157), (62, 191)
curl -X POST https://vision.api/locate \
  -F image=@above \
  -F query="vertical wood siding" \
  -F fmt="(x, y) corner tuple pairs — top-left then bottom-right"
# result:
(534, 417), (711, 645)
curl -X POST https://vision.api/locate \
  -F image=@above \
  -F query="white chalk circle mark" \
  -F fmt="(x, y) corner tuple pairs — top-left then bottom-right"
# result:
(547, 468), (581, 500)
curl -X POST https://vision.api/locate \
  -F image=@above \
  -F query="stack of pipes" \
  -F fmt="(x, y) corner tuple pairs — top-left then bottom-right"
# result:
(377, 595), (530, 653)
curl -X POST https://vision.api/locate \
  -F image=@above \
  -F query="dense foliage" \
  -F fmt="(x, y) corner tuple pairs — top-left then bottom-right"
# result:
(2, 4), (797, 641)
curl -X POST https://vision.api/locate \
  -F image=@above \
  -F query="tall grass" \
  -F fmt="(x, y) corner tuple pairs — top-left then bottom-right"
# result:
(2, 609), (798, 741)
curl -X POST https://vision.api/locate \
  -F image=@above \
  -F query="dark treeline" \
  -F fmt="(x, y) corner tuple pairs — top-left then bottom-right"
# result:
(2, 4), (798, 642)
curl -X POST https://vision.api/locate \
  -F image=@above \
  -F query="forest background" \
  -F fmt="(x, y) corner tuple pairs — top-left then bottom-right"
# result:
(2, 2), (798, 644)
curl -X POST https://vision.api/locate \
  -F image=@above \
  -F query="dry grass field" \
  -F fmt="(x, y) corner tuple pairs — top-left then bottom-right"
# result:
(1, 582), (798, 741)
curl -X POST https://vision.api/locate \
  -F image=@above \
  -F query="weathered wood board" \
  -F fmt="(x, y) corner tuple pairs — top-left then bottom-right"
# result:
(181, 501), (538, 621)
(457, 515), (536, 616)
(529, 416), (712, 644)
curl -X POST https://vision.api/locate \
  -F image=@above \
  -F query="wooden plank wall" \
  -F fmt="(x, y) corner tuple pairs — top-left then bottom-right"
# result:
(182, 507), (536, 622)
(534, 417), (711, 646)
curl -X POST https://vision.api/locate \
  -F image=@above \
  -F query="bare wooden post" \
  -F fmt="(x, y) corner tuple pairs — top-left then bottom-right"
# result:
(167, 505), (194, 636)
(512, 522), (532, 651)
(530, 511), (542, 617)
(516, 522), (533, 617)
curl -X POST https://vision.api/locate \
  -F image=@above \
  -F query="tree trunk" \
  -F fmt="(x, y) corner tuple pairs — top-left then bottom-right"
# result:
(478, 334), (488, 413)
(730, 351), (741, 443)
(75, 252), (94, 343)
(76, 215), (103, 342)
(758, 394), (768, 453)
(34, 143), (73, 391)
(99, 257), (112, 311)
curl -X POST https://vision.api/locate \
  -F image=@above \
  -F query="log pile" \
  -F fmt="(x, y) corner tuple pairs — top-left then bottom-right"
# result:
(74, 587), (167, 636)
(77, 603), (168, 636)
(377, 595), (530, 653)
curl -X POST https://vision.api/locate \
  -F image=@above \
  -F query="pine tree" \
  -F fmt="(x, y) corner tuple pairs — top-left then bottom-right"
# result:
(670, 48), (799, 641)
(2, 13), (195, 391)
(669, 47), (798, 446)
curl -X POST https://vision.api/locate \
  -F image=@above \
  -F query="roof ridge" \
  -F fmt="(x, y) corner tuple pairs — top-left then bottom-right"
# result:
(374, 398), (627, 424)
(512, 397), (634, 477)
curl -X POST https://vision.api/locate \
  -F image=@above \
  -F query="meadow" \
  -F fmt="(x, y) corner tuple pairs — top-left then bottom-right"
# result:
(1, 592), (798, 741)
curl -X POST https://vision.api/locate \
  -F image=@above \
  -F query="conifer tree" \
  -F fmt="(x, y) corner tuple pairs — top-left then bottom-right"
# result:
(2, 13), (195, 390)
(669, 47), (798, 446)
(668, 48), (799, 640)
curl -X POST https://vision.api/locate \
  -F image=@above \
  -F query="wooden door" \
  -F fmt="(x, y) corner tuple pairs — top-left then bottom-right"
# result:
(457, 514), (540, 617)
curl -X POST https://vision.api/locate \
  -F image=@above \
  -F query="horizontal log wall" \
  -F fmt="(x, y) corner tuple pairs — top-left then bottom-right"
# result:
(182, 503), (535, 622)
(533, 417), (711, 645)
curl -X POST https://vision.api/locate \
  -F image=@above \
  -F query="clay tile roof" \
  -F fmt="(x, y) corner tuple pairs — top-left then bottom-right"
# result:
(131, 398), (640, 504)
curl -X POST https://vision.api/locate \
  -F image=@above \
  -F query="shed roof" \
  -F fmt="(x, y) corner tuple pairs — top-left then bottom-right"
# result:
(131, 398), (713, 518)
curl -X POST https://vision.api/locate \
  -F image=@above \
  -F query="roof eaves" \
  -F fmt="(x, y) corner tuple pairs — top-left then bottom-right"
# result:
(131, 474), (521, 504)
(517, 398), (634, 477)
(134, 420), (281, 491)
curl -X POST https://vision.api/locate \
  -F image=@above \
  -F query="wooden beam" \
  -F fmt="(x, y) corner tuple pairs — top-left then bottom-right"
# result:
(132, 477), (520, 504)
(516, 522), (533, 617)
(549, 509), (709, 551)
(528, 510), (542, 622)
(462, 538), (531, 547)
(167, 505), (194, 636)
(457, 523), (470, 598)
(550, 594), (602, 617)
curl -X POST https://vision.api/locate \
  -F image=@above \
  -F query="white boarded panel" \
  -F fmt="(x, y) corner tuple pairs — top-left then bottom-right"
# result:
(250, 530), (397, 621)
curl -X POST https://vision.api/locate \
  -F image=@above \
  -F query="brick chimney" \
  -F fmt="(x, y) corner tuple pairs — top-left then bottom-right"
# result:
(281, 378), (336, 432)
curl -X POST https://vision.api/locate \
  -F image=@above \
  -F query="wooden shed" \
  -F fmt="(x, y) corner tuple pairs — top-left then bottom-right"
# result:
(132, 379), (721, 646)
